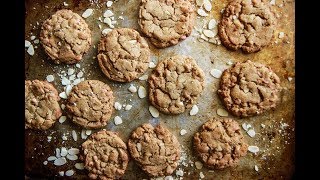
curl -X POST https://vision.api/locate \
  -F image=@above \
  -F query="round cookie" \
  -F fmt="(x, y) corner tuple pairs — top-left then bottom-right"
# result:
(81, 130), (129, 179)
(148, 55), (205, 114)
(193, 118), (248, 169)
(66, 80), (114, 129)
(138, 0), (195, 48)
(218, 60), (281, 117)
(97, 28), (150, 82)
(25, 80), (62, 130)
(40, 9), (92, 64)
(128, 123), (181, 177)
(218, 0), (275, 53)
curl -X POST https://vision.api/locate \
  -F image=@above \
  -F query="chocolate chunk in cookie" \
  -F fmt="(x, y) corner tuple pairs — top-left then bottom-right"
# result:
(138, 0), (195, 48)
(148, 55), (205, 114)
(81, 130), (129, 179)
(40, 9), (92, 64)
(66, 80), (114, 129)
(218, 60), (281, 117)
(97, 28), (150, 82)
(218, 0), (275, 53)
(193, 118), (248, 169)
(128, 123), (181, 177)
(25, 80), (62, 130)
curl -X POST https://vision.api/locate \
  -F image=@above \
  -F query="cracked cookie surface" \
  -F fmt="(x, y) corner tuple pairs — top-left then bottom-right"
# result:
(193, 118), (248, 169)
(138, 0), (195, 48)
(81, 130), (129, 179)
(40, 9), (92, 64)
(218, 60), (281, 117)
(97, 28), (150, 82)
(148, 55), (205, 114)
(128, 123), (181, 177)
(218, 0), (275, 53)
(25, 80), (62, 130)
(66, 80), (114, 129)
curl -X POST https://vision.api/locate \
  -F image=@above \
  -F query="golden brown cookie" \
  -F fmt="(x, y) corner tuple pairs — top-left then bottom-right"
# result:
(148, 55), (205, 114)
(218, 0), (275, 53)
(193, 118), (248, 169)
(128, 123), (181, 177)
(81, 130), (129, 179)
(138, 0), (195, 48)
(66, 80), (114, 129)
(25, 80), (62, 130)
(218, 60), (281, 117)
(97, 28), (150, 82)
(40, 9), (92, 64)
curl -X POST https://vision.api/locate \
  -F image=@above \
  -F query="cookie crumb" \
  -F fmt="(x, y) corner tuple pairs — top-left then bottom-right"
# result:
(254, 165), (259, 172)
(114, 116), (123, 125)
(190, 105), (199, 116)
(217, 108), (228, 117)
(138, 86), (147, 98)
(82, 9), (93, 18)
(176, 169), (184, 177)
(149, 106), (160, 118)
(288, 77), (293, 81)
(261, 124), (266, 128)
(63, 2), (68, 6)
(180, 129), (187, 136)
(43, 161), (48, 165)
(270, 0), (276, 5)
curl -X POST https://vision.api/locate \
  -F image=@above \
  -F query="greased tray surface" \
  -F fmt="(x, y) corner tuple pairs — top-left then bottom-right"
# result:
(25, 0), (295, 179)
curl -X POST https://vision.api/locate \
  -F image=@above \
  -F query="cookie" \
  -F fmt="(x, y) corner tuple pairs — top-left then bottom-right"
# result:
(81, 130), (129, 179)
(148, 55), (205, 114)
(138, 0), (195, 48)
(128, 123), (181, 177)
(25, 80), (62, 130)
(97, 28), (150, 82)
(193, 118), (248, 169)
(218, 0), (275, 53)
(218, 60), (281, 117)
(40, 9), (92, 64)
(66, 80), (114, 129)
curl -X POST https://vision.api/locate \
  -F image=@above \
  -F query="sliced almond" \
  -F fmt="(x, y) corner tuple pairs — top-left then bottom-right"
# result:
(68, 148), (80, 155)
(203, 30), (216, 38)
(196, 0), (204, 6)
(47, 156), (57, 161)
(66, 154), (78, 161)
(208, 19), (217, 30)
(128, 84), (137, 93)
(217, 108), (228, 117)
(46, 75), (54, 82)
(149, 106), (159, 118)
(103, 10), (114, 18)
(138, 86), (147, 98)
(75, 163), (85, 170)
(25, 40), (31, 47)
(197, 8), (208, 17)
(195, 161), (203, 169)
(114, 116), (123, 125)
(247, 129), (256, 137)
(138, 74), (148, 80)
(180, 129), (187, 136)
(248, 146), (259, 153)
(210, 68), (222, 78)
(190, 105), (199, 116)
(82, 9), (93, 18)
(72, 130), (78, 141)
(102, 28), (112, 35)
(27, 45), (35, 56)
(203, 0), (212, 11)
(54, 157), (67, 166)
(65, 170), (74, 177)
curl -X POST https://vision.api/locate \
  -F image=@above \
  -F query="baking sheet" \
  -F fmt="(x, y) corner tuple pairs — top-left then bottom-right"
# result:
(25, 0), (295, 179)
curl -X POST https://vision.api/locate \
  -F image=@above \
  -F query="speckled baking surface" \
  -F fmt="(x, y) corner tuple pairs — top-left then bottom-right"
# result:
(25, 0), (295, 179)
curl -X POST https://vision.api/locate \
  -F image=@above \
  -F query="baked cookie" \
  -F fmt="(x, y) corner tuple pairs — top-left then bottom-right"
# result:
(218, 0), (275, 53)
(25, 80), (62, 130)
(97, 28), (150, 82)
(218, 60), (281, 117)
(138, 0), (195, 48)
(81, 130), (129, 179)
(128, 123), (180, 177)
(40, 9), (92, 64)
(66, 80), (114, 129)
(193, 118), (248, 169)
(148, 55), (205, 114)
